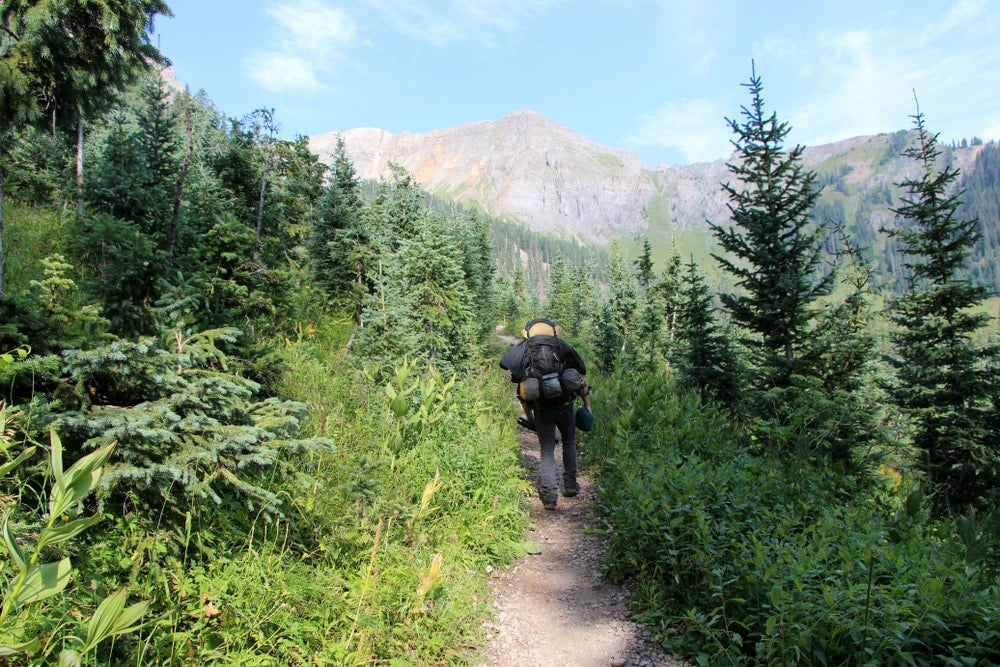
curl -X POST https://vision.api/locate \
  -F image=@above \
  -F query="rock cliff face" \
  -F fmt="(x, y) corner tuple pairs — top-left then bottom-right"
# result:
(307, 110), (984, 245)
(309, 110), (654, 243)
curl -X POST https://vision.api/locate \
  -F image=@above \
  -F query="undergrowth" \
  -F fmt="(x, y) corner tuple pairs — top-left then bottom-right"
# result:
(585, 372), (1000, 666)
(1, 314), (531, 665)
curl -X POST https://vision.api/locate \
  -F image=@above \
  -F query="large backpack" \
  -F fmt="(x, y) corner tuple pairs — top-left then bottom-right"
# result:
(517, 319), (567, 402)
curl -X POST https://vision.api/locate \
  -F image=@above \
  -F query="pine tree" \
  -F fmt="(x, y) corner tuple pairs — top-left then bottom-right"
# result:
(308, 136), (362, 297)
(710, 65), (833, 390)
(603, 239), (639, 363)
(677, 258), (740, 406)
(457, 207), (495, 342)
(886, 105), (999, 511)
(656, 242), (684, 348)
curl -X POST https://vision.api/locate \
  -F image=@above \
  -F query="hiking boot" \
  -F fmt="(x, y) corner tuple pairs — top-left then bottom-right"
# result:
(562, 484), (579, 498)
(543, 502), (557, 511)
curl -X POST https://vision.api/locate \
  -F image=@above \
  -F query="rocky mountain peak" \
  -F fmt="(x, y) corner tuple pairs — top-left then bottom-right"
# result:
(308, 111), (984, 246)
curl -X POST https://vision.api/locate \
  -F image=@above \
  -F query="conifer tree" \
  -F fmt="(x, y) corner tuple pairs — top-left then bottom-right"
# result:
(676, 258), (740, 406)
(635, 238), (654, 287)
(0, 0), (170, 292)
(603, 239), (639, 362)
(711, 65), (833, 390)
(886, 105), (999, 511)
(545, 260), (575, 334)
(656, 242), (684, 347)
(308, 136), (362, 297)
(457, 207), (495, 342)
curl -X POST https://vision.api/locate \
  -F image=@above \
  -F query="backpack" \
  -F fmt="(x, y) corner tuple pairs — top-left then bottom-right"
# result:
(517, 319), (566, 402)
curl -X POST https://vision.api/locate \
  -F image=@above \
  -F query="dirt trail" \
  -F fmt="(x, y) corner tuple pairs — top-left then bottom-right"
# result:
(477, 425), (685, 667)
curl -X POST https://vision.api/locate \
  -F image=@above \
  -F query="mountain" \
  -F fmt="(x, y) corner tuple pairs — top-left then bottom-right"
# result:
(307, 110), (988, 249)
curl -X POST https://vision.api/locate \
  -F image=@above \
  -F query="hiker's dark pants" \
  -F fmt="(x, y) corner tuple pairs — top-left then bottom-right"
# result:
(534, 401), (577, 506)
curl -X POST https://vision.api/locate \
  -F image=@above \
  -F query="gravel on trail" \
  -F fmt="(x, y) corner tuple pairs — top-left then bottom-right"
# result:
(476, 424), (687, 667)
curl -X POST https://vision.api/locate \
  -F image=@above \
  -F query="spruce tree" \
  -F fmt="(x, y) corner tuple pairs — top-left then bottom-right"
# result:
(603, 239), (639, 363)
(677, 258), (740, 406)
(886, 106), (999, 511)
(308, 136), (363, 298)
(711, 65), (833, 390)
(656, 242), (684, 347)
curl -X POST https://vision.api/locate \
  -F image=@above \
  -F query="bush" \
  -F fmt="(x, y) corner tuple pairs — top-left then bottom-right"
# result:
(588, 373), (1000, 665)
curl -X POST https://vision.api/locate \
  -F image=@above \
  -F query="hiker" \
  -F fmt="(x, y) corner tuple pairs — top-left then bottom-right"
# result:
(500, 317), (593, 510)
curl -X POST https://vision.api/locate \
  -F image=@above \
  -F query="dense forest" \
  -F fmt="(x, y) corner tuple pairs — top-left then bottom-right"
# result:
(808, 135), (1000, 297)
(2, 3), (999, 665)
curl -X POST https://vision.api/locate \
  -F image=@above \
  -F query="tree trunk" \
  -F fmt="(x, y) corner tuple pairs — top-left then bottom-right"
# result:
(76, 117), (85, 214)
(256, 151), (268, 239)
(0, 131), (5, 295)
(166, 109), (194, 265)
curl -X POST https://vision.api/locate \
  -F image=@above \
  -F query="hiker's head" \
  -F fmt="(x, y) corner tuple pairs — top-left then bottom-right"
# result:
(523, 317), (560, 338)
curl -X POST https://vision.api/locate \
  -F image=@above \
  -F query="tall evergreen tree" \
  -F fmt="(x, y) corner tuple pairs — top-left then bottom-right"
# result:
(677, 258), (739, 406)
(710, 65), (833, 390)
(308, 136), (362, 297)
(603, 239), (639, 362)
(885, 106), (999, 511)
(457, 207), (495, 342)
(0, 0), (170, 293)
(656, 241), (684, 348)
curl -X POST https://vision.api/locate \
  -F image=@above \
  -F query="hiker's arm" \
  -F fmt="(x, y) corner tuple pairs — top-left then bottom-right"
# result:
(580, 379), (592, 411)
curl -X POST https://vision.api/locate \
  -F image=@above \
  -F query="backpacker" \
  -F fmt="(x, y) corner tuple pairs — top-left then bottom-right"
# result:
(517, 318), (566, 402)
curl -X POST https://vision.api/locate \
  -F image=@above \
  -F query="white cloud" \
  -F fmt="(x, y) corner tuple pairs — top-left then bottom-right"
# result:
(627, 98), (733, 164)
(245, 0), (355, 94)
(782, 4), (1000, 147)
(363, 0), (561, 47)
(246, 52), (324, 93)
(268, 0), (355, 52)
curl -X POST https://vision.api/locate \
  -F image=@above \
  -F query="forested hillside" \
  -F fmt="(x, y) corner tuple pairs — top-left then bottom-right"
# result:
(315, 108), (1000, 298)
(2, 4), (999, 665)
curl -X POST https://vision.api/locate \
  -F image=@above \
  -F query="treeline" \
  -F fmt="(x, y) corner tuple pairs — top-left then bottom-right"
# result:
(811, 138), (1000, 296)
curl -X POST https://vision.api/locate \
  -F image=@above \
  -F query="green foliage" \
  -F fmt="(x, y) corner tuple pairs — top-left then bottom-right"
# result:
(1, 127), (72, 205)
(587, 372), (1000, 666)
(1, 429), (149, 664)
(52, 317), (332, 527)
(68, 211), (163, 335)
(674, 258), (742, 406)
(711, 66), (834, 390)
(886, 109), (1000, 512)
(307, 135), (362, 300)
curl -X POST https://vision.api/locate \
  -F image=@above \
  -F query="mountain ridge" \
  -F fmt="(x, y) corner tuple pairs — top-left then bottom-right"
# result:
(307, 109), (986, 247)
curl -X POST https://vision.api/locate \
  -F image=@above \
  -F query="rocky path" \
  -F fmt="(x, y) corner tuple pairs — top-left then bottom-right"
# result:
(477, 424), (686, 667)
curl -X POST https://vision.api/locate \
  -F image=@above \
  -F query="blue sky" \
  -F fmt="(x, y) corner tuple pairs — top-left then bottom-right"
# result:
(154, 0), (1000, 166)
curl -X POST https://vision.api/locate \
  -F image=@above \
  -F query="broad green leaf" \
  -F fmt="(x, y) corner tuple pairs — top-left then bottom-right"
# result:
(1, 516), (26, 572)
(0, 636), (40, 655)
(37, 516), (102, 550)
(50, 443), (114, 516)
(111, 600), (151, 635)
(84, 589), (126, 649)
(59, 649), (82, 667)
(0, 446), (36, 477)
(49, 430), (65, 489)
(6, 558), (71, 608)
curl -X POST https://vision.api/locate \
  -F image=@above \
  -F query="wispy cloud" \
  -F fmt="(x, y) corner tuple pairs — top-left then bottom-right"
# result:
(758, 0), (1000, 145)
(627, 98), (733, 165)
(363, 0), (561, 47)
(246, 0), (355, 94)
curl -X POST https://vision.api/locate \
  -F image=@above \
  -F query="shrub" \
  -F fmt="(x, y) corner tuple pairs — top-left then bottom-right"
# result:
(589, 373), (1000, 665)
